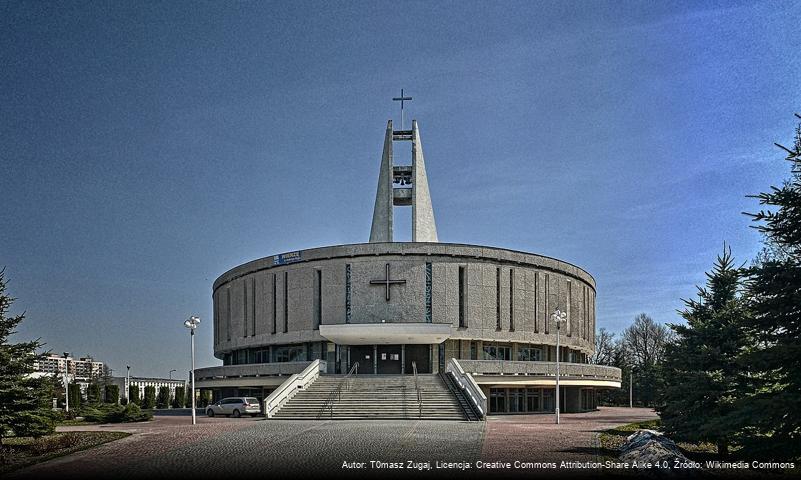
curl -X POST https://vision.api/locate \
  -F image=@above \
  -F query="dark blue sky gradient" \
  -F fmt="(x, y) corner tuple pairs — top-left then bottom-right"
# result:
(2, 1), (799, 376)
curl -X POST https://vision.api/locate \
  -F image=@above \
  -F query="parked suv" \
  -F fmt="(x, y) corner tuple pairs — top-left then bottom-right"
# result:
(206, 397), (261, 417)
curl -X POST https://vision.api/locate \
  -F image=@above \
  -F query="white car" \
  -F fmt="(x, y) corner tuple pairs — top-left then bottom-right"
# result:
(205, 397), (261, 417)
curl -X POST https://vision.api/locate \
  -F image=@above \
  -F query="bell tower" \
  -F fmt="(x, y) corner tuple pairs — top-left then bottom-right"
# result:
(369, 118), (438, 243)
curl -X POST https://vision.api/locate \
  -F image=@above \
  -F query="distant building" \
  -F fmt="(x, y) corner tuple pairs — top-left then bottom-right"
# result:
(34, 354), (104, 381)
(111, 376), (187, 403)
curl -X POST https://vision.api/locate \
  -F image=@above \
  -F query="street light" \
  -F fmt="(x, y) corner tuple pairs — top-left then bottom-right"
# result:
(551, 309), (567, 425)
(126, 365), (131, 403)
(63, 352), (70, 413)
(184, 315), (201, 425)
(169, 369), (176, 380)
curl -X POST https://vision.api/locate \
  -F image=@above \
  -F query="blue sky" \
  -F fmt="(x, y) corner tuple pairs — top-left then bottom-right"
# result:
(2, 1), (799, 377)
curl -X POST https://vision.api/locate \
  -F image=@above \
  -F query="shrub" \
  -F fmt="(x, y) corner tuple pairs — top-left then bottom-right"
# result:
(129, 385), (140, 405)
(142, 386), (156, 409)
(120, 397), (128, 406)
(156, 386), (170, 409)
(104, 384), (119, 404)
(78, 403), (152, 423)
(173, 386), (186, 408)
(110, 403), (151, 423)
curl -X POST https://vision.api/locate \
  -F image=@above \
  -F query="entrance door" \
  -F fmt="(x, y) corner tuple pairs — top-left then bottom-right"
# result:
(377, 345), (402, 374)
(350, 346), (373, 374)
(404, 344), (431, 374)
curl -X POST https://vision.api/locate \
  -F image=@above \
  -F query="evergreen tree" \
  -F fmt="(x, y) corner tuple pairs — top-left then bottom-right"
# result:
(68, 383), (82, 410)
(129, 384), (140, 405)
(739, 118), (801, 459)
(87, 383), (101, 404)
(143, 386), (156, 409)
(173, 386), (186, 408)
(156, 386), (170, 409)
(659, 246), (749, 456)
(0, 269), (56, 442)
(104, 384), (119, 404)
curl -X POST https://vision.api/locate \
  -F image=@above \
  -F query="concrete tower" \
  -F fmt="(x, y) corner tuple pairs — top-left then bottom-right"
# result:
(369, 119), (438, 243)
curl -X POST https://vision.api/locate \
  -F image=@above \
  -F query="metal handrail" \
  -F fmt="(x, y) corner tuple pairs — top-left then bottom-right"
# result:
(317, 362), (358, 419)
(412, 361), (422, 418)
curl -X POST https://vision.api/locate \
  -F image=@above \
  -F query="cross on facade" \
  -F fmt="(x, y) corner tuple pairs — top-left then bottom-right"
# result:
(392, 88), (412, 130)
(369, 263), (407, 301)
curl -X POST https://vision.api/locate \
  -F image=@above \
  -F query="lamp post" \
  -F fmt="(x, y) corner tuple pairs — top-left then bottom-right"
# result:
(169, 369), (176, 380)
(63, 352), (70, 413)
(184, 316), (201, 425)
(126, 365), (130, 403)
(629, 366), (634, 408)
(551, 309), (567, 424)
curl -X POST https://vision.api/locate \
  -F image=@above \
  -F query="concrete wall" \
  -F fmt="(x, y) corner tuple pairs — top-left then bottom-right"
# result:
(211, 242), (596, 359)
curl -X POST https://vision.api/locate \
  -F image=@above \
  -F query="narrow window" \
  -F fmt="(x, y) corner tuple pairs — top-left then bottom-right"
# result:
(283, 271), (289, 333)
(496, 267), (501, 330)
(243, 280), (248, 338)
(314, 269), (322, 329)
(458, 266), (466, 328)
(271, 274), (277, 334)
(534, 271), (539, 333)
(544, 274), (549, 334)
(567, 280), (572, 337)
(425, 262), (432, 323)
(226, 288), (231, 341)
(509, 269), (515, 332)
(345, 264), (351, 323)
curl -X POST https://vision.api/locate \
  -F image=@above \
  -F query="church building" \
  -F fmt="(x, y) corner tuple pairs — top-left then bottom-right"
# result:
(195, 109), (621, 419)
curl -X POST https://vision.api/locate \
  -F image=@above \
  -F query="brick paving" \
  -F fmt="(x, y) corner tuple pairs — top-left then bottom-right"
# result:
(10, 407), (657, 479)
(481, 407), (658, 463)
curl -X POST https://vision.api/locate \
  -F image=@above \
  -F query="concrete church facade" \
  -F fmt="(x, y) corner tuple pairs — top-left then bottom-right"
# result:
(196, 118), (621, 417)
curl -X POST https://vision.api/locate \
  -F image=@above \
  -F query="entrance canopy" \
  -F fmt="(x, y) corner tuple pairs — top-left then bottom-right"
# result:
(319, 323), (451, 345)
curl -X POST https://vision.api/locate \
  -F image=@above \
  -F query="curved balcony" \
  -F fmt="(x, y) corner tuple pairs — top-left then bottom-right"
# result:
(458, 360), (621, 386)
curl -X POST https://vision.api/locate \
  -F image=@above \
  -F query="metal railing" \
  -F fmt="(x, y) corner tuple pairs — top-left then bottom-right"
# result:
(412, 361), (422, 418)
(264, 360), (325, 418)
(446, 358), (487, 419)
(317, 362), (358, 419)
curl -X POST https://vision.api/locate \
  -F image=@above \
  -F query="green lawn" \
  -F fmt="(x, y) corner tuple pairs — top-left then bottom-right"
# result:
(0, 431), (130, 475)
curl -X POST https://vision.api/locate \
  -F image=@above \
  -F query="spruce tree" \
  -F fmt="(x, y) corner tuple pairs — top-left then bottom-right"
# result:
(659, 246), (749, 456)
(0, 269), (56, 442)
(739, 118), (801, 459)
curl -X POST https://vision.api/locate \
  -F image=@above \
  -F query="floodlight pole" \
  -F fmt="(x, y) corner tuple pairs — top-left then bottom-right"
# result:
(552, 309), (567, 425)
(191, 327), (196, 425)
(184, 316), (201, 425)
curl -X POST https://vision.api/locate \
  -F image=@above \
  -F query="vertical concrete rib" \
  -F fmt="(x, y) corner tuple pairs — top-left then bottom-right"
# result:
(411, 120), (438, 242)
(369, 120), (394, 243)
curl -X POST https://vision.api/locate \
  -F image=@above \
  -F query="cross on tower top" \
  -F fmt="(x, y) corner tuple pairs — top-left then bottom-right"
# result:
(392, 89), (413, 130)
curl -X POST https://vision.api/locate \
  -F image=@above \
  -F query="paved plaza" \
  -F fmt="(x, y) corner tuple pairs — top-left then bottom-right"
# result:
(12, 407), (657, 479)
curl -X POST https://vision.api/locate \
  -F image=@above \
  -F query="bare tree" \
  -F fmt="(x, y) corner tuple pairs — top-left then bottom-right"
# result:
(622, 313), (672, 369)
(592, 327), (616, 365)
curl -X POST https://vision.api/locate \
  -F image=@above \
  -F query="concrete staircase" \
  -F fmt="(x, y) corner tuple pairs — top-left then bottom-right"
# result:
(272, 374), (468, 420)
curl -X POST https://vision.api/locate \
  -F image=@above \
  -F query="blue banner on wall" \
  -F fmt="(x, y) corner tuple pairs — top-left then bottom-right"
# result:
(273, 251), (302, 266)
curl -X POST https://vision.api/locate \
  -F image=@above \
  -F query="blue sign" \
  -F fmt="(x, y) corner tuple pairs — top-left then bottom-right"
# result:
(273, 251), (302, 266)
